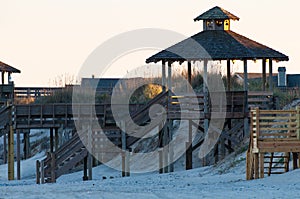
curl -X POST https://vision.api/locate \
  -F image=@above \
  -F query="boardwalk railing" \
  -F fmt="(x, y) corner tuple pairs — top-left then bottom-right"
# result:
(246, 106), (300, 180)
(14, 87), (64, 99)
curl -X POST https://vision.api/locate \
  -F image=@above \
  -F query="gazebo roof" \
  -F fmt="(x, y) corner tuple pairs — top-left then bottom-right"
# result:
(194, 6), (239, 21)
(146, 30), (289, 63)
(0, 61), (21, 73)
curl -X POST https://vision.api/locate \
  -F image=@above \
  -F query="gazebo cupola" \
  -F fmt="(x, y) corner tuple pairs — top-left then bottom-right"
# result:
(194, 6), (239, 31)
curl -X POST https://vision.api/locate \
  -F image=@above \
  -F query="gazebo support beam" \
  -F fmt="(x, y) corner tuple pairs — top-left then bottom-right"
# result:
(203, 59), (209, 166)
(262, 59), (267, 91)
(269, 59), (273, 92)
(186, 61), (193, 170)
(167, 62), (174, 172)
(243, 60), (249, 137)
(227, 60), (231, 91)
(162, 61), (166, 92)
(188, 61), (192, 89)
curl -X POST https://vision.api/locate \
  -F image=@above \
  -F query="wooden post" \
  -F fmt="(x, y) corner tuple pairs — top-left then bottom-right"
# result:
(203, 59), (209, 166)
(50, 153), (56, 183)
(36, 160), (41, 184)
(262, 59), (267, 91)
(243, 60), (249, 137)
(83, 156), (88, 181)
(121, 121), (130, 177)
(164, 123), (169, 173)
(24, 131), (30, 159)
(87, 127), (93, 180)
(168, 121), (174, 173)
(8, 125), (14, 180)
(227, 60), (231, 91)
(284, 152), (290, 172)
(253, 153), (259, 179)
(122, 152), (126, 177)
(50, 128), (54, 153)
(41, 160), (45, 184)
(125, 151), (130, 176)
(164, 62), (172, 173)
(1, 71), (4, 84)
(296, 106), (300, 140)
(159, 149), (163, 174)
(259, 153), (264, 178)
(203, 59), (208, 132)
(187, 61), (192, 92)
(220, 135), (225, 160)
(269, 59), (273, 92)
(162, 60), (166, 92)
(158, 123), (163, 174)
(3, 132), (7, 164)
(186, 120), (193, 170)
(293, 153), (298, 170)
(54, 128), (59, 151)
(17, 130), (21, 180)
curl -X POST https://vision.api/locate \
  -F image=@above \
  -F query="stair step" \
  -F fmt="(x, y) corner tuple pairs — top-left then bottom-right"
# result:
(264, 166), (286, 169)
(265, 172), (285, 174)
(264, 156), (289, 158)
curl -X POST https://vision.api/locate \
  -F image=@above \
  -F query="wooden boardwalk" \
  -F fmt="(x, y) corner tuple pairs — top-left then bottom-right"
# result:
(0, 90), (277, 182)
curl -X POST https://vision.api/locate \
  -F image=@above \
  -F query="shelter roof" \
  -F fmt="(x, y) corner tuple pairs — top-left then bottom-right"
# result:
(0, 61), (21, 73)
(194, 6), (239, 21)
(146, 30), (289, 63)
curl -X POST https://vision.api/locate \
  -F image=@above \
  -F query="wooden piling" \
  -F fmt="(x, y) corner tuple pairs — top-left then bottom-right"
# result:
(41, 160), (45, 184)
(16, 130), (21, 180)
(50, 153), (56, 183)
(36, 160), (40, 184)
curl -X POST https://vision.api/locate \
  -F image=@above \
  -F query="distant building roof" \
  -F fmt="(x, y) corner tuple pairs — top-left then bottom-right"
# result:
(236, 73), (300, 88)
(0, 61), (21, 73)
(285, 74), (300, 87)
(146, 30), (289, 63)
(235, 73), (278, 80)
(194, 6), (239, 21)
(81, 77), (145, 93)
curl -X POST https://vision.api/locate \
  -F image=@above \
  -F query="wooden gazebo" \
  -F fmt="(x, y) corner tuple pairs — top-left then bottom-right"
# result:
(146, 6), (289, 171)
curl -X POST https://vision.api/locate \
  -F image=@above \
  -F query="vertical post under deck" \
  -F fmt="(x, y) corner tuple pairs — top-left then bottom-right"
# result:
(3, 132), (7, 164)
(24, 131), (30, 159)
(8, 125), (14, 180)
(87, 126), (93, 180)
(54, 128), (59, 151)
(17, 130), (21, 180)
(50, 128), (54, 153)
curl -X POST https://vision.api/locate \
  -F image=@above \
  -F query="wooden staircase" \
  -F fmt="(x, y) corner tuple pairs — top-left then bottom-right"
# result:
(246, 107), (300, 180)
(37, 91), (168, 183)
(40, 132), (88, 183)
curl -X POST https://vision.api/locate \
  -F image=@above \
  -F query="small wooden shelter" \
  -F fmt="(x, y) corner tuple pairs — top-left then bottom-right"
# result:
(0, 61), (20, 102)
(146, 6), (289, 169)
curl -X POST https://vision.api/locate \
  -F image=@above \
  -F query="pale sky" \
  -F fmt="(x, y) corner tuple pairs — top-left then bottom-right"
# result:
(0, 0), (299, 87)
